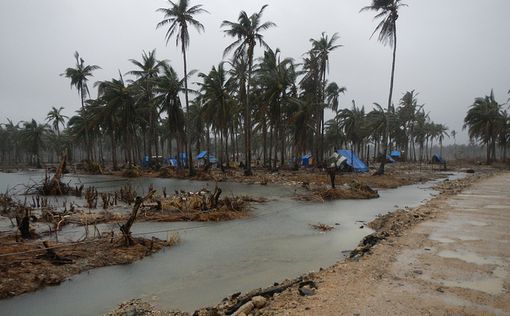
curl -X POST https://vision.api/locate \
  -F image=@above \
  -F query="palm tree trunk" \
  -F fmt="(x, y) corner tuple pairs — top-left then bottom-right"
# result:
(376, 23), (397, 175)
(182, 42), (195, 176)
(245, 49), (254, 175)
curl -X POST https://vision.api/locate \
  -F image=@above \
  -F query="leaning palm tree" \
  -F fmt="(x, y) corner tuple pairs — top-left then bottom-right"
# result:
(156, 0), (208, 176)
(361, 0), (406, 174)
(221, 5), (276, 175)
(61, 52), (101, 160)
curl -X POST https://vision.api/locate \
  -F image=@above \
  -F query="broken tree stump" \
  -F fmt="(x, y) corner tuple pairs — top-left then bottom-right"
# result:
(120, 190), (156, 246)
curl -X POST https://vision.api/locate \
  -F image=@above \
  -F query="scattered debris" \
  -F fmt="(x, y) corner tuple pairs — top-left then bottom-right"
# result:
(310, 223), (334, 232)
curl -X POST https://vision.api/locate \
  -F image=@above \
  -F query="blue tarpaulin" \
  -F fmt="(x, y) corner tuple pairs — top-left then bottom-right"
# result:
(336, 149), (369, 173)
(196, 151), (208, 159)
(386, 155), (395, 163)
(390, 150), (401, 158)
(432, 154), (445, 164)
(301, 154), (312, 167)
(167, 158), (178, 167)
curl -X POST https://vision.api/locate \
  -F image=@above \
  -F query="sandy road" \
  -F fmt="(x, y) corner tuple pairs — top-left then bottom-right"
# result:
(261, 173), (510, 315)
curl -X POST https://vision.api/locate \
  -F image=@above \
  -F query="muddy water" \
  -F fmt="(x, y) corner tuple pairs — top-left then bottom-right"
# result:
(0, 171), (451, 315)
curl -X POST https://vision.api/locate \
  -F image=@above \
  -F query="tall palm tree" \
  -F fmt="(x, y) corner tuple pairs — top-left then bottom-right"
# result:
(222, 5), (276, 175)
(361, 0), (406, 174)
(127, 49), (165, 158)
(199, 62), (233, 164)
(464, 90), (503, 163)
(96, 73), (138, 164)
(62, 51), (101, 160)
(156, 0), (208, 176)
(310, 32), (342, 163)
(155, 62), (187, 162)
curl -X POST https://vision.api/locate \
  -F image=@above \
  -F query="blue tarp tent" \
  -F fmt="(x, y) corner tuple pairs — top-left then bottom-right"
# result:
(386, 155), (396, 163)
(196, 151), (208, 160)
(301, 154), (312, 167)
(390, 150), (401, 158)
(336, 149), (369, 173)
(432, 154), (445, 164)
(167, 158), (178, 167)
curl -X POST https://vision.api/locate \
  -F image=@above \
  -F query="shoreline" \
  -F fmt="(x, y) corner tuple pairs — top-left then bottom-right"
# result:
(108, 168), (499, 315)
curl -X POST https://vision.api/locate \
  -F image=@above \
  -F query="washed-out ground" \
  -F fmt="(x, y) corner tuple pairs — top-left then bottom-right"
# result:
(259, 172), (510, 315)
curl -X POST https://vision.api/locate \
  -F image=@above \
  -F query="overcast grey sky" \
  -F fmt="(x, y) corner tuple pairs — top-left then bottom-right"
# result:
(1, 0), (509, 144)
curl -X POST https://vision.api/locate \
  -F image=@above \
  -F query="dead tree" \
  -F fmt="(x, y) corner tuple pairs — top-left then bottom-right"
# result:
(120, 190), (155, 246)
(16, 209), (32, 239)
(47, 150), (68, 195)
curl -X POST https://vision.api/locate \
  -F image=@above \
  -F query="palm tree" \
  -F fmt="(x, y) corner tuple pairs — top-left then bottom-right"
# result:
(155, 62), (187, 162)
(96, 73), (139, 164)
(435, 123), (449, 157)
(62, 51), (101, 160)
(46, 106), (68, 136)
(199, 62), (233, 164)
(127, 49), (165, 158)
(464, 90), (503, 163)
(222, 5), (276, 175)
(310, 32), (342, 163)
(325, 82), (347, 114)
(361, 0), (406, 174)
(20, 119), (48, 168)
(156, 0), (208, 176)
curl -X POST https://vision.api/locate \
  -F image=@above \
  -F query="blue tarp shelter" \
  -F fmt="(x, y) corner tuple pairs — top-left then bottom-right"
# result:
(196, 151), (208, 160)
(336, 149), (369, 173)
(301, 154), (312, 167)
(390, 150), (401, 158)
(386, 155), (396, 163)
(167, 158), (178, 167)
(432, 154), (445, 164)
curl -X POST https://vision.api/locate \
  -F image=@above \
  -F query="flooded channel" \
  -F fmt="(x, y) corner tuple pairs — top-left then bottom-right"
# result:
(0, 171), (450, 315)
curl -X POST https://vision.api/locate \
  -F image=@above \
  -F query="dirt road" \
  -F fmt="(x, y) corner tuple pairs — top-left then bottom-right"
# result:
(261, 173), (510, 315)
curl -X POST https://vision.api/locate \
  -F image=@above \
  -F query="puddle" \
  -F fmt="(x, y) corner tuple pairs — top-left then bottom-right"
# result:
(437, 250), (504, 266)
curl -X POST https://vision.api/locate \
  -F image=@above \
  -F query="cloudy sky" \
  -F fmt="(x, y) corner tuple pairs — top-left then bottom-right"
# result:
(1, 0), (509, 144)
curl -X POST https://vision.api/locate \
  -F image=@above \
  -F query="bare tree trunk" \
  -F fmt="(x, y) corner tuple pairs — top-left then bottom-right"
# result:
(120, 190), (155, 246)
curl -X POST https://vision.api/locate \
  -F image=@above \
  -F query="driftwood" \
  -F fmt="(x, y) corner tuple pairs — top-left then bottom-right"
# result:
(225, 277), (303, 315)
(120, 190), (156, 246)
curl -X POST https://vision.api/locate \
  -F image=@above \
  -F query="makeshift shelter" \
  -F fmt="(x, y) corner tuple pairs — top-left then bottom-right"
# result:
(167, 158), (178, 167)
(431, 154), (445, 164)
(301, 154), (313, 167)
(390, 150), (401, 158)
(196, 151), (208, 160)
(386, 155), (396, 163)
(336, 149), (369, 173)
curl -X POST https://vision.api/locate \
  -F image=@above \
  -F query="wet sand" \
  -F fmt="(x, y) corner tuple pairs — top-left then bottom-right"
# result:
(260, 172), (510, 315)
